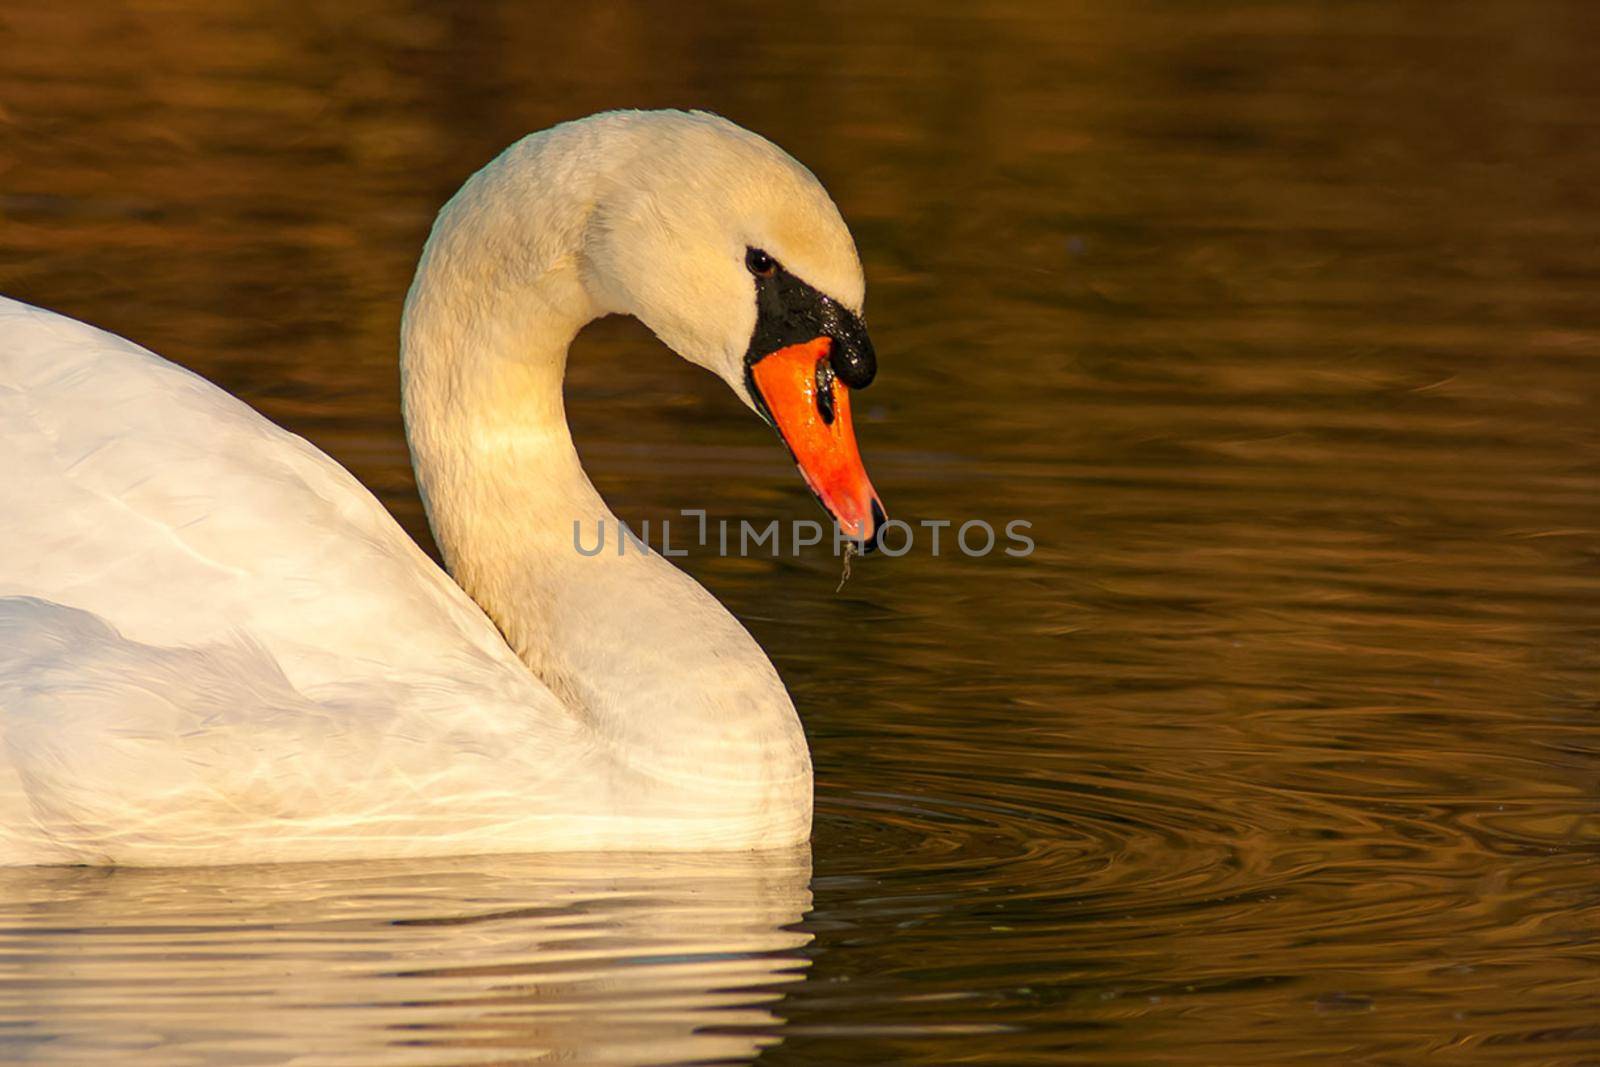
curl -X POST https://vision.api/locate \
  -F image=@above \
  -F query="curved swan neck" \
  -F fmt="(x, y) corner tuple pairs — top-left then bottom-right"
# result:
(396, 130), (810, 812)
(400, 133), (616, 651)
(402, 146), (599, 545)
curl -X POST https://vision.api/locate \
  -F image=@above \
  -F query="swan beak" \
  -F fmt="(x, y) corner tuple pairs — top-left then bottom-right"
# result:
(750, 336), (885, 549)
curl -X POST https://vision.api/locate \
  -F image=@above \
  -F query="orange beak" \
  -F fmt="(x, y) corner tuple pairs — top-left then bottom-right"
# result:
(750, 336), (884, 547)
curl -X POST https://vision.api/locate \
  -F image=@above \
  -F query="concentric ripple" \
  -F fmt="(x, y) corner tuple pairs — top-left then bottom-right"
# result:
(775, 726), (1600, 1066)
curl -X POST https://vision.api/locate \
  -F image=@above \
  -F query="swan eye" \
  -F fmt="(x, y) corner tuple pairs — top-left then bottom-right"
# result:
(745, 248), (777, 278)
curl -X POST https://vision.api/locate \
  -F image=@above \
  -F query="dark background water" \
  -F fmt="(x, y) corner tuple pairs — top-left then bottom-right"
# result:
(2, 1), (1599, 1063)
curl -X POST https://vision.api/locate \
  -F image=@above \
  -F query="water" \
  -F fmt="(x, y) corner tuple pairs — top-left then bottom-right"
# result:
(2, 1), (1599, 1063)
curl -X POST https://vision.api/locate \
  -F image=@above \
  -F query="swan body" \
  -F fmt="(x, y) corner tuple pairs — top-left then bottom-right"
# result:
(0, 110), (881, 865)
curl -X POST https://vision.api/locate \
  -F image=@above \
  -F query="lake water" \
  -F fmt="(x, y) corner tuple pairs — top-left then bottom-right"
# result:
(2, 1), (1599, 1063)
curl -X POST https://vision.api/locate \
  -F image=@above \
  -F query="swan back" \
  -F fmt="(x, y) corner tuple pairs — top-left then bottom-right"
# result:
(0, 297), (525, 690)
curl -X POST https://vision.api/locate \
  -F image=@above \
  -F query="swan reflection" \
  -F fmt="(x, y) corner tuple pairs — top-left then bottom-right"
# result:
(0, 847), (812, 1064)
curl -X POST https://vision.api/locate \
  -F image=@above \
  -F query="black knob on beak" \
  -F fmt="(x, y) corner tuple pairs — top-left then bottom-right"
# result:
(829, 330), (876, 390)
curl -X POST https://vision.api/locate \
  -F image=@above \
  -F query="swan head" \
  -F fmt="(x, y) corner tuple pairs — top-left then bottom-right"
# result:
(577, 111), (884, 546)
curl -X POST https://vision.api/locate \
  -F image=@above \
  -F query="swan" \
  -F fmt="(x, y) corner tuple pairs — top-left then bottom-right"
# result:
(0, 110), (884, 866)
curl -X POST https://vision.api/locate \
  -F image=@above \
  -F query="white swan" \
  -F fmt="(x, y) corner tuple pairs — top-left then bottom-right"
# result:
(0, 110), (884, 866)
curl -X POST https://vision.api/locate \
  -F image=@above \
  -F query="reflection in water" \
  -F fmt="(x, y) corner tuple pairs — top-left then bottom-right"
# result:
(2, 0), (1600, 1063)
(0, 850), (811, 1064)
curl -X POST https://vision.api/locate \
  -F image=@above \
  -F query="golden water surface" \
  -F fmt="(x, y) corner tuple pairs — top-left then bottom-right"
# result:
(2, 1), (1598, 1063)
